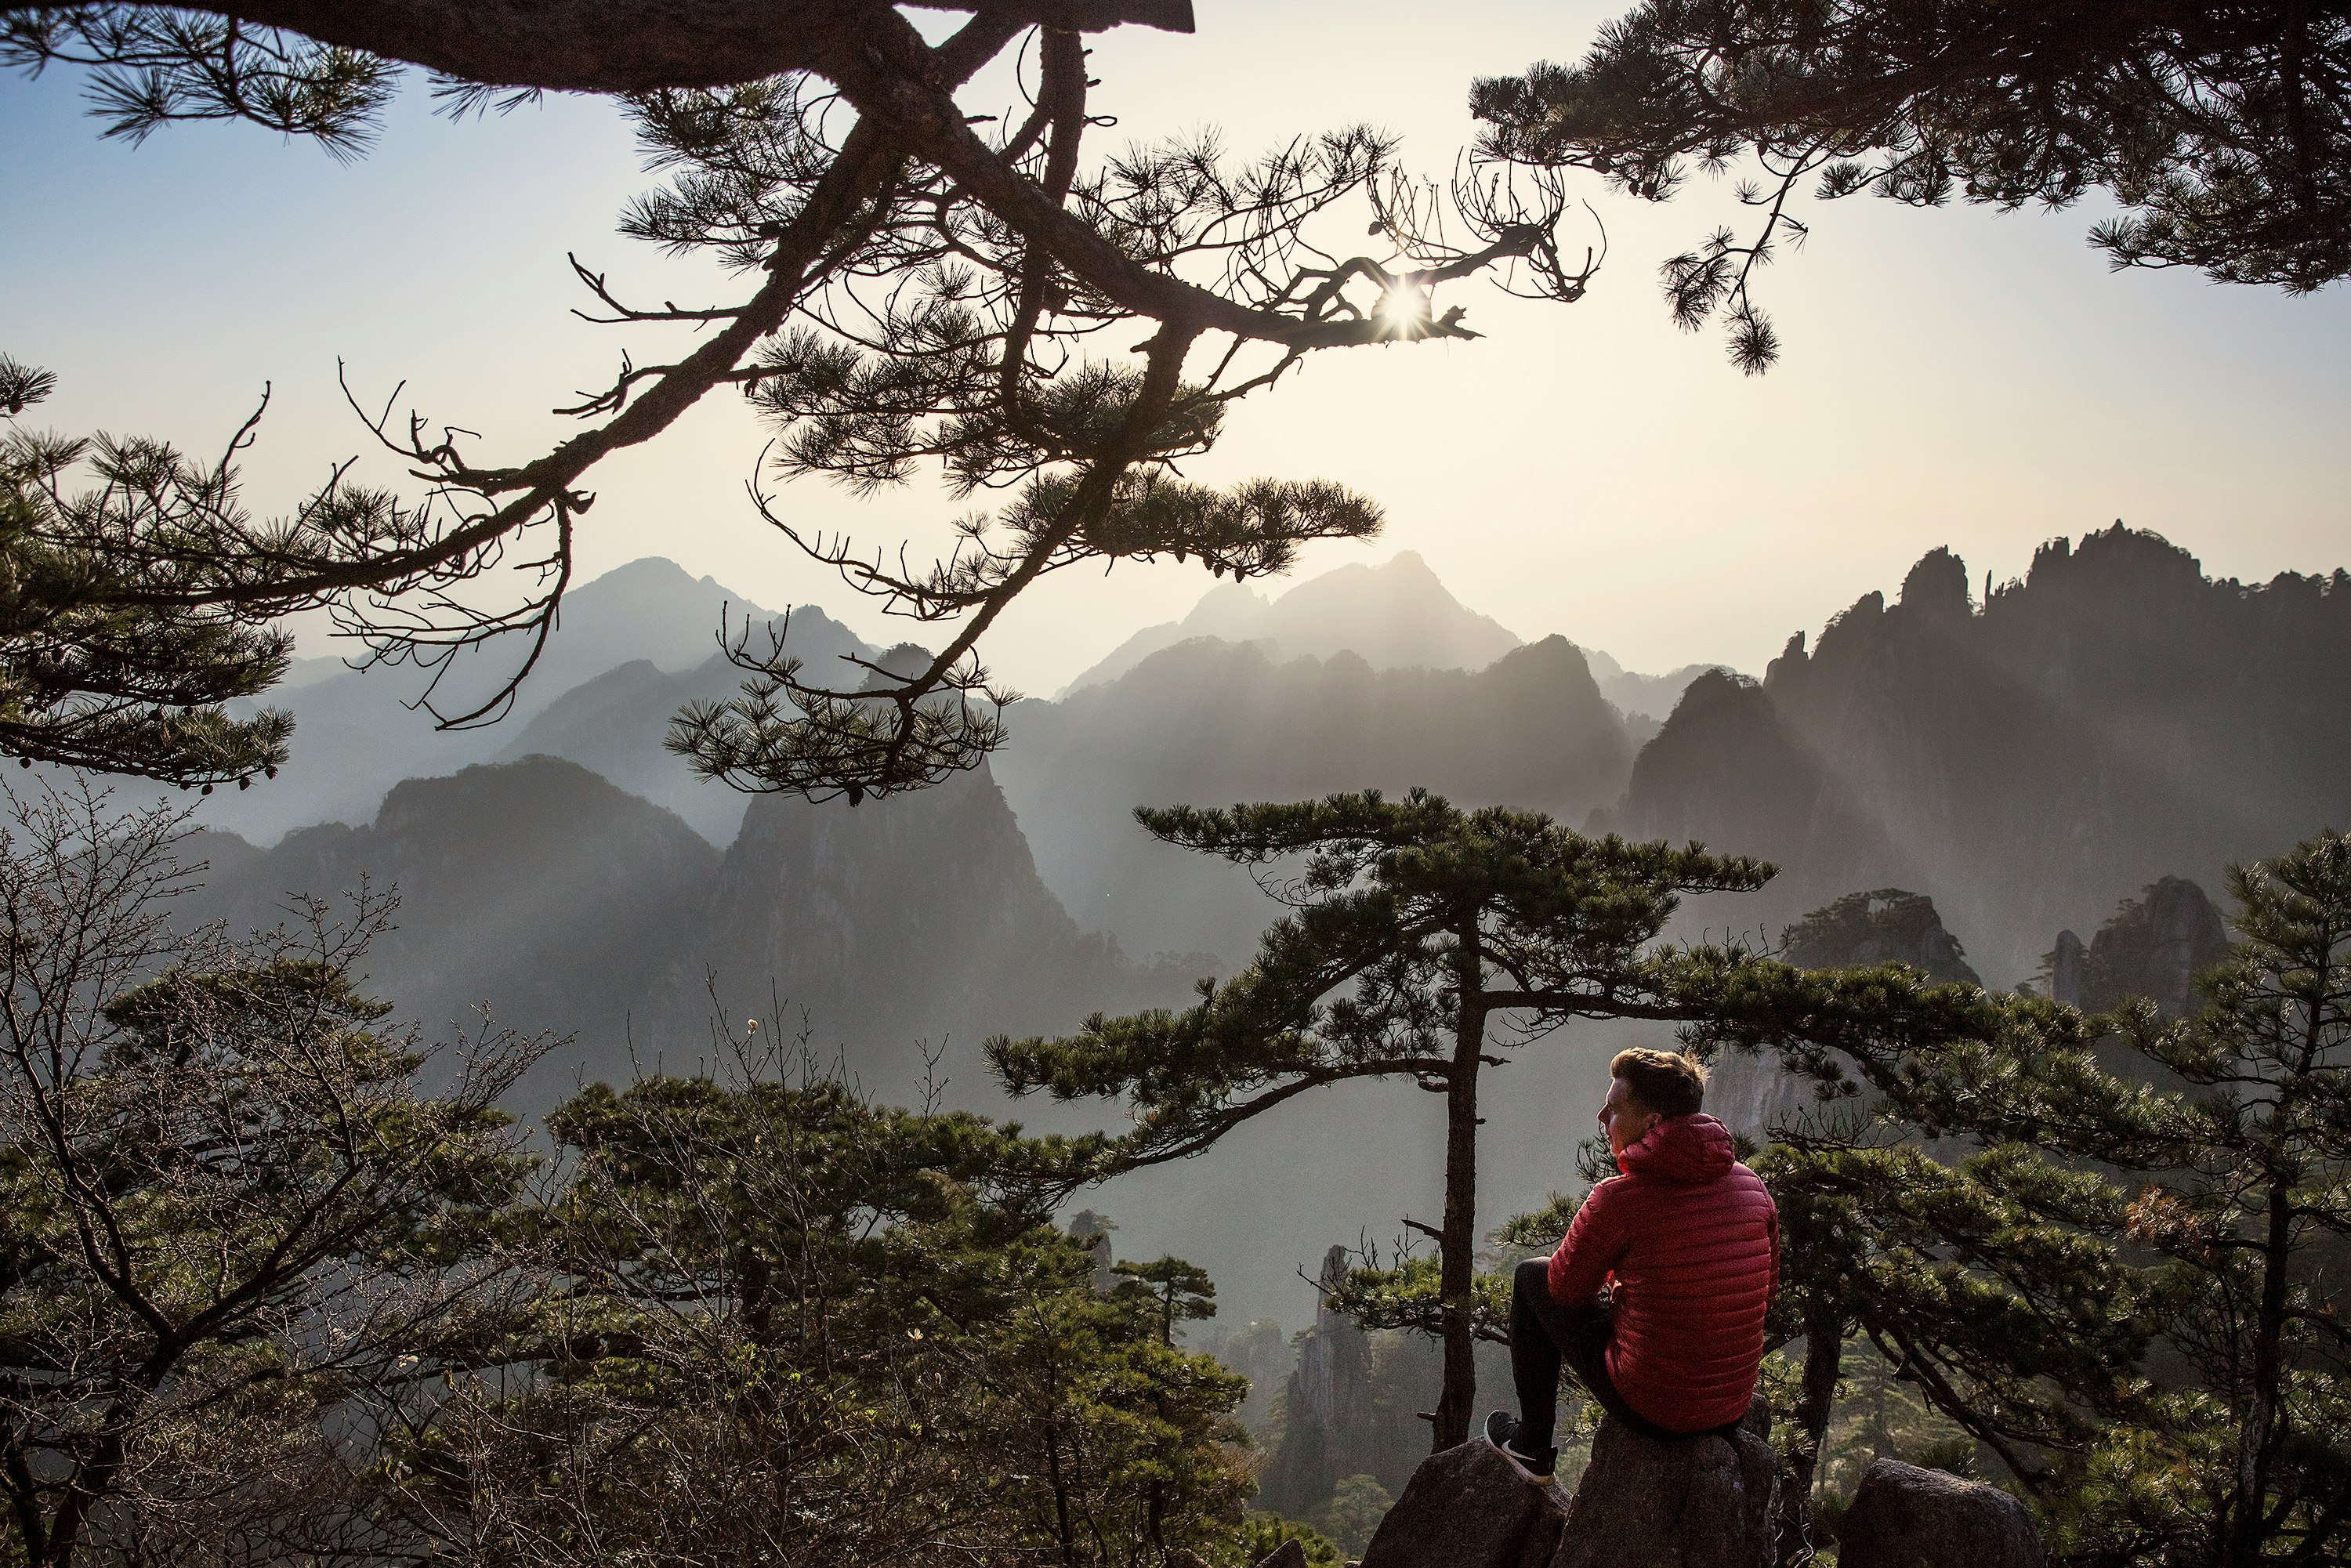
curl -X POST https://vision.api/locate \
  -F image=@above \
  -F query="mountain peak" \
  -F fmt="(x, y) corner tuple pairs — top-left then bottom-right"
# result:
(1060, 552), (1521, 695)
(1178, 581), (1271, 636)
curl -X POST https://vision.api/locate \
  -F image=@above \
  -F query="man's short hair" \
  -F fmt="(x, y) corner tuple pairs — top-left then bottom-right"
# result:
(1610, 1048), (1707, 1119)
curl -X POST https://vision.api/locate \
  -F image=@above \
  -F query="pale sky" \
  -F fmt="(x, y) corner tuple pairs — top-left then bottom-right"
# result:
(6, 2), (2348, 698)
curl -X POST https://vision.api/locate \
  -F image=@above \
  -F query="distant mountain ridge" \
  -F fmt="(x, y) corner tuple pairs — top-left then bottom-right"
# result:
(196, 559), (871, 845)
(487, 602), (875, 844)
(1603, 527), (2351, 983)
(1060, 552), (1525, 693)
(183, 755), (1200, 1110)
(996, 633), (1636, 963)
(154, 531), (2351, 1332)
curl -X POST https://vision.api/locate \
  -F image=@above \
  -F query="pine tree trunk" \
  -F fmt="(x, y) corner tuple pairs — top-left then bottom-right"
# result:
(2228, 1171), (2295, 1568)
(1775, 1304), (1844, 1567)
(1432, 919), (1487, 1452)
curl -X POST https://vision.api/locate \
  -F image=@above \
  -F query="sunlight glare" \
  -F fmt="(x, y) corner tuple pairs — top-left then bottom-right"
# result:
(1377, 280), (1429, 334)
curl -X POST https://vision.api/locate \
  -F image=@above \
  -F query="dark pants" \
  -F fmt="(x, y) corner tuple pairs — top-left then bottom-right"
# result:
(1509, 1257), (1680, 1447)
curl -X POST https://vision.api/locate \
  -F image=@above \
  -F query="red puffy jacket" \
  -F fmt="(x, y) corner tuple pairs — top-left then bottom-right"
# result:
(1547, 1113), (1778, 1432)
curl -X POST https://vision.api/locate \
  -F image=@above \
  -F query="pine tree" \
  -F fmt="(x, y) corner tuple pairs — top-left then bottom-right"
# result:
(408, 1038), (1252, 1566)
(6, 9), (1596, 802)
(0, 357), (321, 784)
(990, 788), (1775, 1449)
(1697, 831), (2351, 1566)
(1474, 1), (2351, 370)
(1114, 1256), (1219, 1349)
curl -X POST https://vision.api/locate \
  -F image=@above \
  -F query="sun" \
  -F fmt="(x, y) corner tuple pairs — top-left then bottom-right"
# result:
(1376, 280), (1430, 335)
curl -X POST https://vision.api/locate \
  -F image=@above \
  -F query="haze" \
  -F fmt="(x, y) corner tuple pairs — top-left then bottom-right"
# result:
(5, 1), (2345, 701)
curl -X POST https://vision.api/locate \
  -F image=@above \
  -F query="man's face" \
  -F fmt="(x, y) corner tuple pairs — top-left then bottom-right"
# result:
(1597, 1075), (1662, 1158)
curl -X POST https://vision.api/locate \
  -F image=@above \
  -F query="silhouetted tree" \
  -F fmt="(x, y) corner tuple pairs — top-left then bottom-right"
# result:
(5, 5), (1596, 801)
(1476, 1), (2351, 368)
(989, 788), (1774, 1449)
(1114, 1255), (1218, 1348)
(0, 357), (320, 784)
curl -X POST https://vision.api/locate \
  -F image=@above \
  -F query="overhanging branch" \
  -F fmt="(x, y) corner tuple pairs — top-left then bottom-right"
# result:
(60, 0), (1194, 96)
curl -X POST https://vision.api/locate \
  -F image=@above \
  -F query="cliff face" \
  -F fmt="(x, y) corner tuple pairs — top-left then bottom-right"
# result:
(181, 757), (723, 1103)
(698, 765), (1202, 1101)
(998, 634), (1636, 964)
(1256, 1247), (1458, 1520)
(183, 757), (1199, 1114)
(2044, 875), (2230, 1019)
(1606, 528), (2351, 983)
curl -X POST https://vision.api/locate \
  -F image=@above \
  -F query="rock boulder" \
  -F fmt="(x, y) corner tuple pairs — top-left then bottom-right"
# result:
(1359, 1398), (1779, 1568)
(1551, 1396), (1776, 1568)
(1357, 1436), (1568, 1568)
(1836, 1459), (2042, 1568)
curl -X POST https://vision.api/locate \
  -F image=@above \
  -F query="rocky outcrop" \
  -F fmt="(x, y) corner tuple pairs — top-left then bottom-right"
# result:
(2043, 875), (2228, 1019)
(1602, 527), (2351, 985)
(1781, 890), (1981, 985)
(1357, 1437), (1568, 1568)
(1359, 1398), (1775, 1568)
(1552, 1397), (1775, 1568)
(1836, 1459), (2042, 1568)
(1258, 1248), (1450, 1517)
(1710, 890), (1978, 1138)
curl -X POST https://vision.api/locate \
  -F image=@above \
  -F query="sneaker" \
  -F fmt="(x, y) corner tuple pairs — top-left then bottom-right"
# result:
(1483, 1410), (1557, 1483)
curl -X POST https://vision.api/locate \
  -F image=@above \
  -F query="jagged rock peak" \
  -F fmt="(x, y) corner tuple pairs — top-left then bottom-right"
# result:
(1058, 551), (1523, 694)
(1900, 546), (1972, 619)
(1782, 889), (1982, 987)
(2041, 875), (2227, 1017)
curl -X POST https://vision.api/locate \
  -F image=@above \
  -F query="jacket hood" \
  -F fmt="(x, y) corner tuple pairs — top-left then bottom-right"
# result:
(1616, 1114), (1737, 1182)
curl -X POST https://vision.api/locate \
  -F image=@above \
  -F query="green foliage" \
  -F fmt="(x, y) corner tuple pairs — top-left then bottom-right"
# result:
(1315, 1473), (1393, 1557)
(0, 361), (297, 783)
(990, 787), (1784, 1447)
(401, 1052), (1253, 1566)
(0, 783), (538, 1566)
(0, 785), (1262, 1565)
(1, 13), (397, 154)
(1114, 1255), (1219, 1345)
(1700, 829), (2351, 1566)
(1755, 1137), (2153, 1466)
(1476, 1), (2351, 369)
(1230, 1513), (1343, 1568)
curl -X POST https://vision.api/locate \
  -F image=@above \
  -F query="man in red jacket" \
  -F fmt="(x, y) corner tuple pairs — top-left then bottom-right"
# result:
(1485, 1048), (1779, 1482)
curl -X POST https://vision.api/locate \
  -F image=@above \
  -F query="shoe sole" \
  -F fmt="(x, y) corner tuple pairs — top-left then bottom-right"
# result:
(1482, 1433), (1556, 1486)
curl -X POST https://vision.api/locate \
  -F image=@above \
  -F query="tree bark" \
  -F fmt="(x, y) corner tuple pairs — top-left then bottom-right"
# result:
(1433, 917), (1488, 1452)
(2229, 1168), (2295, 1567)
(1776, 1304), (1844, 1567)
(102, 1), (1191, 96)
